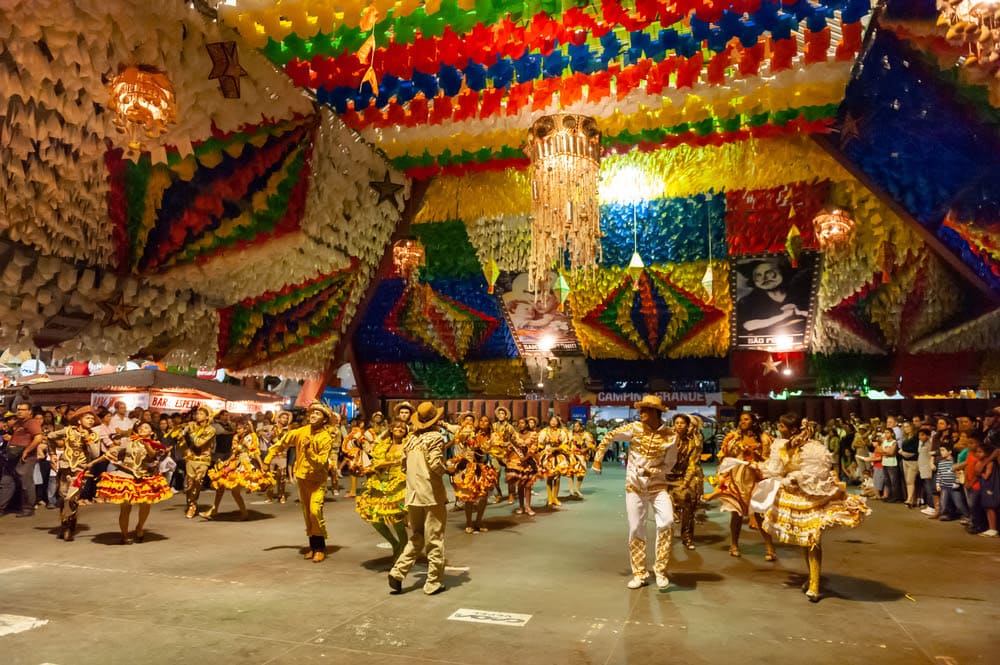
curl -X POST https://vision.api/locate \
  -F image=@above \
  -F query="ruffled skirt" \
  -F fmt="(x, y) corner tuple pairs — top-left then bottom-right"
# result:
(96, 473), (173, 505)
(355, 469), (407, 525)
(504, 455), (538, 487)
(450, 460), (498, 502)
(209, 459), (273, 492)
(763, 485), (870, 548)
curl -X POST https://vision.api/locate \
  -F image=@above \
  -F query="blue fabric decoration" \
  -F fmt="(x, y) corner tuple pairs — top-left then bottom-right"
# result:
(599, 194), (728, 267)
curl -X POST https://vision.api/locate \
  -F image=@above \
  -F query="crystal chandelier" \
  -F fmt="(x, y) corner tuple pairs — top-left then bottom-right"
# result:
(392, 238), (426, 282)
(108, 65), (177, 150)
(525, 114), (602, 295)
(938, 0), (1000, 72)
(812, 207), (856, 249)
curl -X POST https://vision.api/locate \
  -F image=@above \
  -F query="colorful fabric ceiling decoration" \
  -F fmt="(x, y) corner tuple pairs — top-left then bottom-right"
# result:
(836, 28), (1000, 291)
(569, 261), (730, 359)
(216, 260), (360, 371)
(108, 115), (318, 273)
(725, 182), (828, 255)
(386, 282), (500, 362)
(220, 1), (871, 174)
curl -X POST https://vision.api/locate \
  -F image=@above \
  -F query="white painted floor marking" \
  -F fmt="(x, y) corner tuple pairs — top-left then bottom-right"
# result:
(0, 614), (49, 637)
(447, 608), (532, 627)
(0, 564), (34, 575)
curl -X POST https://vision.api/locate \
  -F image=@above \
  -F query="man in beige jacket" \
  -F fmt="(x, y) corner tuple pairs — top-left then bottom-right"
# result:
(388, 401), (448, 595)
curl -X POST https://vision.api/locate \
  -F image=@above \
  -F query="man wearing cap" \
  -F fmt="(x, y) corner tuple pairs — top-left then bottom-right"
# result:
(388, 401), (449, 595)
(179, 406), (218, 519)
(592, 395), (678, 590)
(47, 407), (103, 540)
(264, 402), (339, 562)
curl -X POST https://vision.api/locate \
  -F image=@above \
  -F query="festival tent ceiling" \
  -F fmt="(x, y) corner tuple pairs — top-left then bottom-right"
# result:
(1, 0), (999, 395)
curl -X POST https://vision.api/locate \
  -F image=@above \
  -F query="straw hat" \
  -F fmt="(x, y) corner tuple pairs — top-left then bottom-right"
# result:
(493, 405), (510, 418)
(632, 394), (669, 412)
(393, 401), (415, 419)
(307, 401), (335, 423)
(68, 405), (97, 424)
(410, 401), (444, 433)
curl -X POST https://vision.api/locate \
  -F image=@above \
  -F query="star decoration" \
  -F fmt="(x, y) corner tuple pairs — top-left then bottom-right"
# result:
(838, 112), (861, 147)
(761, 354), (781, 375)
(369, 171), (404, 206)
(99, 292), (139, 331)
(206, 41), (248, 99)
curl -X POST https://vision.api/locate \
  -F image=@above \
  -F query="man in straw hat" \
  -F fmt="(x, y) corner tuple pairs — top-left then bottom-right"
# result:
(264, 401), (339, 562)
(46, 406), (102, 541)
(592, 394), (678, 590)
(388, 401), (449, 595)
(178, 405), (218, 519)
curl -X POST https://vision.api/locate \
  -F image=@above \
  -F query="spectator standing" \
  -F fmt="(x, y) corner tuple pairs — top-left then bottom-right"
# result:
(916, 427), (935, 509)
(935, 445), (968, 522)
(899, 422), (920, 507)
(0, 402), (44, 517)
(108, 401), (135, 438)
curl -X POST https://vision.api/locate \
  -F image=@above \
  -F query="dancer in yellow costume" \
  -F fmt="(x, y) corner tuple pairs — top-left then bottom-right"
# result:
(755, 413), (870, 602)
(704, 411), (776, 560)
(179, 405), (217, 519)
(356, 419), (409, 561)
(202, 418), (271, 521)
(593, 395), (678, 590)
(538, 416), (570, 507)
(566, 420), (592, 498)
(665, 414), (703, 550)
(96, 422), (173, 544)
(264, 402), (339, 562)
(46, 406), (102, 542)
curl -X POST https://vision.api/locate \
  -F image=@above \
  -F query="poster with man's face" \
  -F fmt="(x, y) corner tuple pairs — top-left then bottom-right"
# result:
(497, 272), (580, 354)
(731, 252), (820, 350)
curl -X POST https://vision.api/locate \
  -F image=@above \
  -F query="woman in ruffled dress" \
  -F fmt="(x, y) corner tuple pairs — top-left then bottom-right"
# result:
(756, 413), (870, 602)
(704, 412), (776, 560)
(505, 418), (539, 516)
(95, 421), (173, 544)
(339, 418), (368, 498)
(449, 416), (498, 533)
(356, 420), (409, 560)
(566, 421), (592, 498)
(201, 418), (271, 521)
(538, 416), (571, 508)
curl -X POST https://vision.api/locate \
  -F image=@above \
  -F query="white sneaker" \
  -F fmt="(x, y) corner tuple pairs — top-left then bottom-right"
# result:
(655, 574), (670, 589)
(626, 576), (647, 589)
(920, 507), (935, 515)
(978, 529), (999, 537)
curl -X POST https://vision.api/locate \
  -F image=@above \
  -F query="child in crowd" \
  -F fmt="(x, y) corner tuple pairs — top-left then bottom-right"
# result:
(935, 445), (968, 522)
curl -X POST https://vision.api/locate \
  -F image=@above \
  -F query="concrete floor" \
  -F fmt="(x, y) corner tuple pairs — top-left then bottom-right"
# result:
(1, 466), (998, 665)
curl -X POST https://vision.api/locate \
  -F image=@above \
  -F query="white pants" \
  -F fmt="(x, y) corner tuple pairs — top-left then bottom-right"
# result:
(625, 490), (675, 579)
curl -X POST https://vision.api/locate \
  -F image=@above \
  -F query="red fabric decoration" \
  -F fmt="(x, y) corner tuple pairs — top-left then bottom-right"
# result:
(706, 50), (730, 86)
(770, 36), (797, 72)
(804, 27), (831, 65)
(836, 20), (864, 61)
(725, 181), (828, 255)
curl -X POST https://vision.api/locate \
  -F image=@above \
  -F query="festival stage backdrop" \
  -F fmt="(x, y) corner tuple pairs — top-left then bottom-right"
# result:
(732, 251), (820, 350)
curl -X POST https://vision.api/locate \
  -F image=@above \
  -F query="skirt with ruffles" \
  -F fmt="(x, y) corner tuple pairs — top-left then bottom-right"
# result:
(539, 450), (571, 479)
(355, 468), (407, 525)
(450, 459), (499, 502)
(504, 454), (538, 487)
(763, 484), (869, 548)
(96, 473), (173, 504)
(208, 459), (273, 492)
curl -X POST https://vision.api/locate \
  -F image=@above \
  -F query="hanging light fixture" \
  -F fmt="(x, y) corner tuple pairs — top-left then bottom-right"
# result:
(812, 207), (856, 250)
(938, 0), (1000, 72)
(107, 64), (177, 152)
(392, 238), (426, 282)
(526, 114), (602, 295)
